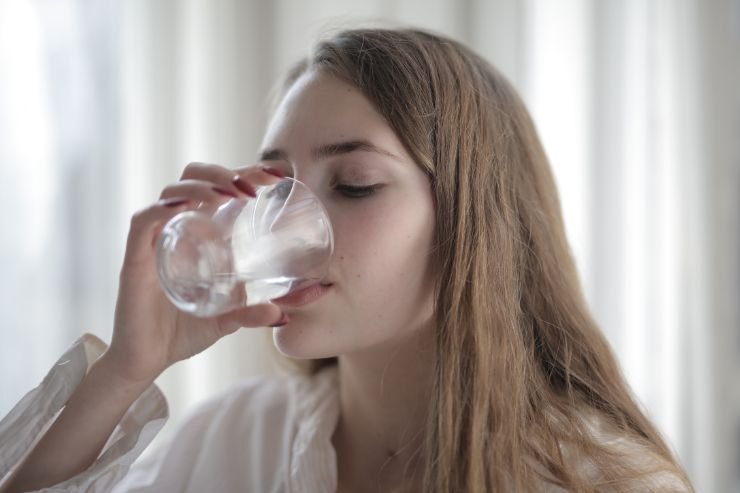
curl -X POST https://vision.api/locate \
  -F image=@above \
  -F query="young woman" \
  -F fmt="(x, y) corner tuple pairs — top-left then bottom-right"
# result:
(1, 28), (692, 492)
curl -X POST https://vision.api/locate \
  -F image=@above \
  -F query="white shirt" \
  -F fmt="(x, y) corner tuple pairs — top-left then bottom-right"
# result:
(0, 335), (689, 492)
(0, 334), (340, 492)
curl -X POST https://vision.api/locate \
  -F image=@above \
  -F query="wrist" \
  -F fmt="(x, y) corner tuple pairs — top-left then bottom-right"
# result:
(91, 352), (159, 397)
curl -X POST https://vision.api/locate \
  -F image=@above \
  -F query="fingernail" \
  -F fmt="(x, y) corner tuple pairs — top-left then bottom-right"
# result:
(271, 313), (290, 327)
(212, 186), (238, 198)
(261, 167), (286, 179)
(163, 198), (190, 208)
(232, 177), (257, 197)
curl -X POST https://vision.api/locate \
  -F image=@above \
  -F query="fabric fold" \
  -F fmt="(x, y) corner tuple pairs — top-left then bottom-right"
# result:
(0, 334), (168, 492)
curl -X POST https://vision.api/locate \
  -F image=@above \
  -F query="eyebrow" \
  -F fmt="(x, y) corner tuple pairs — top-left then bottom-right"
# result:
(257, 139), (399, 162)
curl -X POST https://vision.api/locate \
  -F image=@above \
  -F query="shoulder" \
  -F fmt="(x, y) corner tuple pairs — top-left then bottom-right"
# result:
(199, 372), (300, 415)
(577, 411), (692, 492)
(125, 367), (339, 489)
(189, 367), (335, 434)
(184, 365), (339, 439)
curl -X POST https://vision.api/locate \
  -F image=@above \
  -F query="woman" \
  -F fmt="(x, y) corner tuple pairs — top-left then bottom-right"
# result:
(1, 28), (692, 492)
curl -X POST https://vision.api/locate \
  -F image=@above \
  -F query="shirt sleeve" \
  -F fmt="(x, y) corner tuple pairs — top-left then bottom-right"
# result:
(0, 334), (168, 492)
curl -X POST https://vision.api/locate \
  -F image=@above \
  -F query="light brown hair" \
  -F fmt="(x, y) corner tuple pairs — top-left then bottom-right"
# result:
(271, 28), (692, 492)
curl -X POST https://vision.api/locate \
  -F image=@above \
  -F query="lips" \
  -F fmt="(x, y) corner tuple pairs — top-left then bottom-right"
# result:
(271, 282), (332, 307)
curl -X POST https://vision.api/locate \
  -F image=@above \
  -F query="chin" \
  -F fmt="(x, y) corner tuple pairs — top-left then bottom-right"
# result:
(272, 323), (341, 360)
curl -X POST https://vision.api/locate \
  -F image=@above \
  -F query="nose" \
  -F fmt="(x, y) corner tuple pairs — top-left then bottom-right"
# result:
(266, 157), (323, 207)
(288, 163), (320, 196)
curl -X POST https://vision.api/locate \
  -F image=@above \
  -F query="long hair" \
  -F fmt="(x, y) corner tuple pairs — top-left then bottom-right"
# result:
(271, 28), (692, 491)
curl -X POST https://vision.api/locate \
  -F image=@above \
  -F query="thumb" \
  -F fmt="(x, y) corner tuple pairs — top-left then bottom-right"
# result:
(215, 302), (286, 335)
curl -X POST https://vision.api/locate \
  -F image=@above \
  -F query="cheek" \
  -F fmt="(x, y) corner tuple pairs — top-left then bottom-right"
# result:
(332, 196), (436, 310)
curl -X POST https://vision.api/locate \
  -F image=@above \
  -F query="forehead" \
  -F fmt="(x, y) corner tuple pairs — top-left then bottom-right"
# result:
(260, 70), (397, 154)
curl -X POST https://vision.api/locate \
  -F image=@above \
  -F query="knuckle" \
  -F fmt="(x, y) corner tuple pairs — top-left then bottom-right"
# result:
(130, 208), (147, 224)
(159, 183), (179, 198)
(181, 162), (204, 179)
(216, 319), (237, 337)
(129, 208), (150, 230)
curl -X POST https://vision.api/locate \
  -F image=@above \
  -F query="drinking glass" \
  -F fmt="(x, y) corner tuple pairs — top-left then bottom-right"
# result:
(156, 177), (333, 317)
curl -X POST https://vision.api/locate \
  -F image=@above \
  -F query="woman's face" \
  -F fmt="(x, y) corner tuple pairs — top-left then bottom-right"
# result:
(261, 70), (437, 359)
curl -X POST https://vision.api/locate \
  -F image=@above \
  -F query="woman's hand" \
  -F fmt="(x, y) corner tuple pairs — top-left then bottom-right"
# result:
(5, 163), (291, 493)
(102, 163), (286, 386)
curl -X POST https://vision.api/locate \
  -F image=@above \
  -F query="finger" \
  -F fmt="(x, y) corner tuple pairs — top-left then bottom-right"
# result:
(215, 303), (287, 335)
(159, 179), (241, 202)
(124, 197), (195, 266)
(178, 162), (250, 197)
(179, 162), (284, 198)
(233, 162), (290, 189)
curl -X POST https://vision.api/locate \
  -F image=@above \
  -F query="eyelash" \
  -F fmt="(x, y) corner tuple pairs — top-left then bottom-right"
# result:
(334, 184), (381, 199)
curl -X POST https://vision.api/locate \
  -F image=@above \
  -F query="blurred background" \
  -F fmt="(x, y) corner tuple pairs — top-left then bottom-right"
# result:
(0, 0), (738, 491)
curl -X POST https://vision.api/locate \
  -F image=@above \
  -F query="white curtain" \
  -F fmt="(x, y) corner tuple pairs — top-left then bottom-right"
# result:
(1, 1), (737, 491)
(0, 0), (126, 420)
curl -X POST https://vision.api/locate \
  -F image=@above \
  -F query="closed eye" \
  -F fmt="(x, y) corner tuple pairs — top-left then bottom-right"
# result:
(334, 184), (381, 199)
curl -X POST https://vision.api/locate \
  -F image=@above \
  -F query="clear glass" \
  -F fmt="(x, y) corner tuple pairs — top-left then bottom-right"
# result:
(156, 177), (334, 317)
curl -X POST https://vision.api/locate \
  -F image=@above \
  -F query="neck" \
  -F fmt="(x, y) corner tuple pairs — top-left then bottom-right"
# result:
(331, 324), (435, 492)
